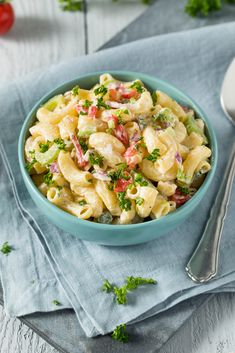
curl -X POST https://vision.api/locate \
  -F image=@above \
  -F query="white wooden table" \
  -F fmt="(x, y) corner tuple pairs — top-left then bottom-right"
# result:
(1, 1), (235, 352)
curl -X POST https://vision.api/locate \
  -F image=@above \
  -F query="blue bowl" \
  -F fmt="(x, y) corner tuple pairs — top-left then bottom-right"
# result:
(18, 71), (218, 246)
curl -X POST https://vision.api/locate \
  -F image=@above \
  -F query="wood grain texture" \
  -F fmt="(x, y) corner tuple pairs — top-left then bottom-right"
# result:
(0, 306), (58, 353)
(86, 0), (146, 53)
(0, 0), (85, 84)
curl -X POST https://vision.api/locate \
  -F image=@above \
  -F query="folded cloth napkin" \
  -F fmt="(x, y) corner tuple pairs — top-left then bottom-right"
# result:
(0, 22), (235, 338)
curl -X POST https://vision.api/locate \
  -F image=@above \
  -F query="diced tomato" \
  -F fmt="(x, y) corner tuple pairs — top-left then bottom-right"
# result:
(88, 105), (98, 118)
(114, 124), (129, 146)
(109, 88), (121, 101)
(124, 145), (139, 169)
(70, 134), (87, 168)
(171, 189), (191, 207)
(114, 177), (132, 192)
(121, 89), (138, 99)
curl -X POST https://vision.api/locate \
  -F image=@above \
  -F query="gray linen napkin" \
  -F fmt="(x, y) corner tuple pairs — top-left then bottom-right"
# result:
(0, 22), (235, 337)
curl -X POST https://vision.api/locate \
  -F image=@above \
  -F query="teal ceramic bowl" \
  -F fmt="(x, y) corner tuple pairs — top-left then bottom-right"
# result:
(18, 71), (218, 246)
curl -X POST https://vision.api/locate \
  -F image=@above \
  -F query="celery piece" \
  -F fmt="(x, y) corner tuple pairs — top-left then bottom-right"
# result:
(185, 115), (208, 144)
(35, 144), (59, 166)
(43, 95), (65, 112)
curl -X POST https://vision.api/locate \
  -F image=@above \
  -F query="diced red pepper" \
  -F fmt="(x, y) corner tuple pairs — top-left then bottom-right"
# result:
(114, 124), (129, 146)
(171, 189), (191, 207)
(124, 145), (139, 169)
(114, 177), (132, 192)
(88, 105), (98, 118)
(70, 134), (87, 168)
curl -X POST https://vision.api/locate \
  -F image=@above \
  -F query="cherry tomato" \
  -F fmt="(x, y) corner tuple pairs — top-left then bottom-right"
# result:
(0, 2), (14, 35)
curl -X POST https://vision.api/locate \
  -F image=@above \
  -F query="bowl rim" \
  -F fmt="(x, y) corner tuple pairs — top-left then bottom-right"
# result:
(18, 70), (218, 230)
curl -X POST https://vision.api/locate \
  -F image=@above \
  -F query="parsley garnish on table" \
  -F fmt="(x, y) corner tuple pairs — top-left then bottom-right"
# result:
(112, 324), (129, 343)
(0, 241), (13, 256)
(52, 300), (61, 306)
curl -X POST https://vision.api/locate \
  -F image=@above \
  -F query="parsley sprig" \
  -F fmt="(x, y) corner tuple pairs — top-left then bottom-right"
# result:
(0, 241), (13, 256)
(134, 173), (148, 186)
(71, 85), (80, 95)
(58, 0), (83, 12)
(52, 300), (61, 306)
(112, 324), (129, 343)
(96, 97), (110, 110)
(43, 171), (54, 186)
(25, 150), (37, 172)
(54, 138), (66, 150)
(102, 276), (157, 305)
(39, 141), (50, 153)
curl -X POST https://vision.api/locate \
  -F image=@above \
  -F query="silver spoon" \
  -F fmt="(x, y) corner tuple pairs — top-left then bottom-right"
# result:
(185, 58), (235, 283)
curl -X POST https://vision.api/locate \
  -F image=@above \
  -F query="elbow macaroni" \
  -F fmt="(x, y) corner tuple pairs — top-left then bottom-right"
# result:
(25, 74), (212, 223)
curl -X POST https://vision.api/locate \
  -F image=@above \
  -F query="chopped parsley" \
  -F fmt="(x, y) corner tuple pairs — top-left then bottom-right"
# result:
(89, 151), (104, 167)
(108, 163), (128, 182)
(0, 242), (13, 256)
(123, 109), (129, 115)
(71, 85), (80, 96)
(112, 324), (129, 343)
(52, 300), (61, 306)
(25, 158), (37, 172)
(59, 0), (83, 11)
(179, 187), (190, 195)
(126, 276), (157, 290)
(117, 192), (131, 211)
(94, 85), (108, 96)
(83, 99), (92, 109)
(43, 170), (54, 186)
(134, 173), (148, 186)
(78, 138), (88, 153)
(177, 168), (190, 184)
(130, 81), (144, 93)
(152, 91), (158, 105)
(96, 97), (110, 110)
(136, 197), (144, 206)
(39, 141), (50, 153)
(78, 199), (87, 206)
(54, 138), (66, 150)
(79, 111), (88, 115)
(145, 148), (160, 162)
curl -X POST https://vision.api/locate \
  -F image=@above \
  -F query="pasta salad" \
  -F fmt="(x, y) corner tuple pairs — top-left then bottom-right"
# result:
(25, 74), (212, 224)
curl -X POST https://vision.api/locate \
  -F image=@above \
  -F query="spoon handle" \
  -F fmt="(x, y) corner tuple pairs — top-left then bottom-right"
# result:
(186, 141), (235, 283)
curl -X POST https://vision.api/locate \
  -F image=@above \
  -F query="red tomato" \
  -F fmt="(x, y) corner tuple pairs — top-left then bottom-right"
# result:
(109, 88), (121, 101)
(114, 124), (129, 146)
(124, 145), (139, 169)
(114, 177), (132, 192)
(121, 89), (138, 99)
(0, 2), (14, 35)
(171, 189), (191, 207)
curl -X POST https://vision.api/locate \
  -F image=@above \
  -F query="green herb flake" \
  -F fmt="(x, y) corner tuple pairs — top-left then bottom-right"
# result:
(71, 85), (80, 96)
(94, 85), (108, 97)
(25, 158), (37, 172)
(152, 91), (157, 105)
(96, 97), (110, 110)
(89, 151), (104, 167)
(179, 187), (190, 195)
(117, 192), (131, 211)
(52, 300), (61, 306)
(136, 197), (144, 206)
(134, 173), (148, 186)
(145, 148), (160, 162)
(108, 163), (128, 182)
(78, 138), (88, 153)
(0, 242), (13, 256)
(126, 276), (157, 290)
(43, 170), (54, 186)
(111, 324), (129, 343)
(83, 99), (92, 109)
(123, 109), (129, 115)
(54, 138), (66, 150)
(39, 141), (50, 153)
(102, 279), (114, 293)
(185, 0), (221, 17)
(130, 81), (144, 93)
(114, 286), (128, 305)
(78, 199), (87, 206)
